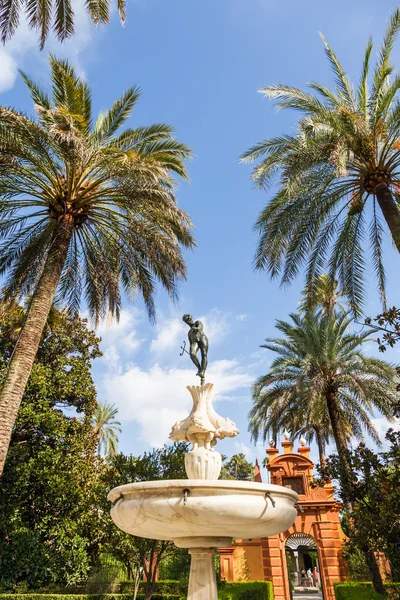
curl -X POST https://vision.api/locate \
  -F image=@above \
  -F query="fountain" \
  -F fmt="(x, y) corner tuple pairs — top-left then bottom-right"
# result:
(108, 316), (298, 600)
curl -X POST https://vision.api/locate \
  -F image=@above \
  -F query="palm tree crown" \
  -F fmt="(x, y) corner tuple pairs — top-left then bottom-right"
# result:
(0, 56), (193, 323)
(241, 9), (400, 313)
(0, 57), (193, 476)
(92, 402), (121, 457)
(0, 0), (126, 48)
(249, 312), (397, 462)
(298, 274), (347, 317)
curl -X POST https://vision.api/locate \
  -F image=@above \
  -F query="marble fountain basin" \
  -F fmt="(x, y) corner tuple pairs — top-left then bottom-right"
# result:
(108, 478), (298, 546)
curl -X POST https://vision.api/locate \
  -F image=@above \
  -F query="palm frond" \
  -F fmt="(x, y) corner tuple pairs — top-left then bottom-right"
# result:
(319, 33), (355, 106)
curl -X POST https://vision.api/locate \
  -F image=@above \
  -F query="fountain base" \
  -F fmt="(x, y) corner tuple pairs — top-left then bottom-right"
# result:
(175, 537), (232, 600)
(188, 548), (218, 600)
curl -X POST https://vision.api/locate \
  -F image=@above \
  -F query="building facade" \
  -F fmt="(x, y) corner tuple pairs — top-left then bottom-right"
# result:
(219, 436), (348, 600)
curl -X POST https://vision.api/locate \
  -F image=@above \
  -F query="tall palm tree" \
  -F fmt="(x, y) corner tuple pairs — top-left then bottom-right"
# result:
(92, 402), (121, 457)
(0, 0), (125, 48)
(298, 274), (346, 317)
(0, 57), (194, 476)
(241, 9), (400, 313)
(249, 312), (398, 478)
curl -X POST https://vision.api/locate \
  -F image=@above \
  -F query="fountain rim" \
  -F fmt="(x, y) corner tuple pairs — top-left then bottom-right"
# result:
(107, 479), (298, 503)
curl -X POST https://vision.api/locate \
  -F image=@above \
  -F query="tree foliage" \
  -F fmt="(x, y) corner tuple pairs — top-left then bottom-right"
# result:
(0, 58), (193, 325)
(317, 430), (400, 590)
(220, 453), (254, 481)
(92, 402), (121, 457)
(365, 307), (400, 353)
(102, 443), (188, 600)
(0, 0), (126, 49)
(249, 312), (398, 474)
(0, 305), (105, 588)
(0, 56), (193, 477)
(241, 9), (400, 314)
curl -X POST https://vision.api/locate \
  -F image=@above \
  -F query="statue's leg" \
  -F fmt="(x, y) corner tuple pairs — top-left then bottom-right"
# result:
(199, 344), (208, 376)
(189, 343), (202, 375)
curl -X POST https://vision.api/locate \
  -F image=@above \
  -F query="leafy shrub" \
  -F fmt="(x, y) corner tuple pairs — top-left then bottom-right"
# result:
(218, 581), (273, 600)
(334, 582), (383, 600)
(334, 582), (400, 600)
(0, 582), (274, 600)
(0, 594), (180, 600)
(120, 581), (181, 595)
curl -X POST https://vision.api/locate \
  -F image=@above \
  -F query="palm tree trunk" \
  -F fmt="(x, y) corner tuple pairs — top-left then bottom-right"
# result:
(375, 185), (400, 252)
(313, 425), (325, 463)
(325, 388), (352, 493)
(0, 215), (74, 476)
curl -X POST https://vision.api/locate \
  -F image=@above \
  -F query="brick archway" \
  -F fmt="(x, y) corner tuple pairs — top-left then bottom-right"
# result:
(219, 437), (348, 600)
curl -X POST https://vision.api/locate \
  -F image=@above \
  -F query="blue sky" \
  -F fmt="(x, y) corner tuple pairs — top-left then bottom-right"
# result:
(2, 0), (400, 471)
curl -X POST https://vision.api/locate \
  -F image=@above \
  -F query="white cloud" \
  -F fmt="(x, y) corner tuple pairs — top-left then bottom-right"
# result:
(369, 417), (400, 448)
(0, 0), (95, 95)
(235, 314), (248, 322)
(96, 308), (145, 371)
(150, 316), (186, 355)
(93, 307), (256, 448)
(150, 308), (232, 356)
(100, 359), (253, 447)
(235, 441), (251, 457)
(0, 50), (18, 92)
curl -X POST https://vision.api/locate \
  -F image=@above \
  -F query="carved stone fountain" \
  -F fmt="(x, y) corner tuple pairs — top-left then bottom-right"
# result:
(108, 382), (298, 600)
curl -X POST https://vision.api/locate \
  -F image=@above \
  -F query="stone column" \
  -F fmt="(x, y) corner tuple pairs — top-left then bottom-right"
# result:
(188, 548), (217, 600)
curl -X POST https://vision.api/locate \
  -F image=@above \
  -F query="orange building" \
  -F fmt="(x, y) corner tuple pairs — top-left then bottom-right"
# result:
(219, 435), (348, 600)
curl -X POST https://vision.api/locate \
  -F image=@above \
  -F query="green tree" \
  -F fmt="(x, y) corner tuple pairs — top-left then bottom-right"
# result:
(249, 312), (398, 484)
(0, 305), (105, 587)
(92, 402), (121, 457)
(0, 0), (125, 48)
(317, 430), (400, 594)
(220, 453), (254, 480)
(102, 443), (188, 600)
(241, 9), (400, 313)
(298, 274), (346, 317)
(0, 57), (194, 476)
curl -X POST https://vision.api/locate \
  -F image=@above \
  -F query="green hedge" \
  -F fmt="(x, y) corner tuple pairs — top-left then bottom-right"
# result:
(219, 582), (274, 600)
(0, 596), (179, 600)
(334, 582), (400, 600)
(120, 581), (181, 595)
(0, 582), (274, 600)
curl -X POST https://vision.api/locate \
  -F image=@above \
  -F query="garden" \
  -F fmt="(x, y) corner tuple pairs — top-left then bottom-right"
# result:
(0, 2), (400, 600)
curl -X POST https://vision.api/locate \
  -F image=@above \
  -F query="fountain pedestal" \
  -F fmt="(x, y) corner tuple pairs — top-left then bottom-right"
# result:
(108, 384), (298, 600)
(188, 548), (217, 600)
(175, 535), (232, 600)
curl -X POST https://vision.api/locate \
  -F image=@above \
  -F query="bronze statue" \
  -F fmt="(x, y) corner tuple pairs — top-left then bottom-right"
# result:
(182, 314), (208, 385)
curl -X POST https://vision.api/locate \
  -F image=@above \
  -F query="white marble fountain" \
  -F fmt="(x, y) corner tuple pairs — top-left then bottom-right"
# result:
(108, 383), (298, 600)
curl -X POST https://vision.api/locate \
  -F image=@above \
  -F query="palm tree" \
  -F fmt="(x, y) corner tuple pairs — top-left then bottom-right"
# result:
(0, 0), (125, 48)
(0, 57), (194, 476)
(92, 402), (121, 457)
(241, 9), (400, 313)
(298, 274), (346, 317)
(249, 312), (398, 478)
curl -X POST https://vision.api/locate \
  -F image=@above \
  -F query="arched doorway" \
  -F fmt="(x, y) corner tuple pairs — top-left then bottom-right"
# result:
(285, 533), (323, 599)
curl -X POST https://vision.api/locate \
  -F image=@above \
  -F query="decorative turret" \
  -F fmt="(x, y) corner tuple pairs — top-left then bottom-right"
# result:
(281, 429), (293, 454)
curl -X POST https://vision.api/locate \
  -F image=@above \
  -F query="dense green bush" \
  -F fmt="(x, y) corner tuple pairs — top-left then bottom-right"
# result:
(0, 582), (274, 600)
(120, 581), (181, 595)
(218, 581), (273, 600)
(334, 582), (400, 600)
(0, 596), (179, 600)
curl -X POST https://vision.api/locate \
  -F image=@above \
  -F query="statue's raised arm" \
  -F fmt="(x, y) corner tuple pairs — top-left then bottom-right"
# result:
(182, 314), (209, 385)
